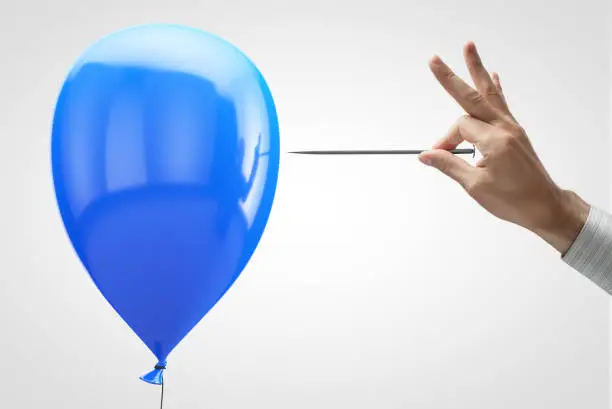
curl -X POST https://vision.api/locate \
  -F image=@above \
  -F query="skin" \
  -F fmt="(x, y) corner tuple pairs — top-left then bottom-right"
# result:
(419, 42), (590, 255)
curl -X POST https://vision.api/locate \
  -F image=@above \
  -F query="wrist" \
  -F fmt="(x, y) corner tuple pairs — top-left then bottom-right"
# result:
(533, 189), (590, 254)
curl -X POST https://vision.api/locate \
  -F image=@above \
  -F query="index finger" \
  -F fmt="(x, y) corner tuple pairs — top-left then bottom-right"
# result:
(429, 55), (500, 124)
(434, 115), (493, 154)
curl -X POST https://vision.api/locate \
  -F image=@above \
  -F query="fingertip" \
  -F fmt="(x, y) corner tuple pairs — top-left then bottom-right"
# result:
(432, 137), (459, 151)
(418, 151), (433, 166)
(420, 149), (475, 185)
(431, 141), (447, 150)
(429, 54), (442, 67)
(420, 148), (451, 163)
(464, 41), (477, 54)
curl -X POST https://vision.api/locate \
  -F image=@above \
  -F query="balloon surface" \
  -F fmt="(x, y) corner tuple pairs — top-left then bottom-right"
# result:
(51, 24), (279, 380)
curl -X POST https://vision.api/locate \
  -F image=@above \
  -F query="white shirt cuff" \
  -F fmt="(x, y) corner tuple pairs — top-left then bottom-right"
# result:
(562, 206), (612, 293)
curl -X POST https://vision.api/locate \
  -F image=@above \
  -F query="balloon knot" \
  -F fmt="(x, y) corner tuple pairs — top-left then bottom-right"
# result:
(140, 361), (167, 385)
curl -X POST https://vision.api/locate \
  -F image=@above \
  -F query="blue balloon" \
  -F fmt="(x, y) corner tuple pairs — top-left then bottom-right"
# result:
(51, 24), (279, 384)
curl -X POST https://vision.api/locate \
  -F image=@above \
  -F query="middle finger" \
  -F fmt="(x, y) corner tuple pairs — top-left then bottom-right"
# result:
(463, 42), (510, 114)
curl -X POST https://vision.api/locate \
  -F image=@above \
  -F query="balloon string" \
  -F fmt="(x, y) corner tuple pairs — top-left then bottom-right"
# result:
(160, 382), (164, 409)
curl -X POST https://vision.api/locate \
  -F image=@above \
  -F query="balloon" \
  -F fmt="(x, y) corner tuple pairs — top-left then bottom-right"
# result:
(51, 24), (280, 384)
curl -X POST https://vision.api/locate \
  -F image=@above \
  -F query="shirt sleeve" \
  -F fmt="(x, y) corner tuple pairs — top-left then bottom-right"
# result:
(562, 206), (612, 294)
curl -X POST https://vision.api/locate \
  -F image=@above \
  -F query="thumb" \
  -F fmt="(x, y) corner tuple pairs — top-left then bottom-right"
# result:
(419, 149), (476, 188)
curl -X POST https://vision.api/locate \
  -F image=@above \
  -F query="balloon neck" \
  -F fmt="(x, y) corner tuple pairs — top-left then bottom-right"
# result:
(140, 361), (167, 385)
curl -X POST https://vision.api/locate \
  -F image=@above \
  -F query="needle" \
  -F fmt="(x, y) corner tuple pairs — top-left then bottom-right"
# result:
(289, 148), (475, 156)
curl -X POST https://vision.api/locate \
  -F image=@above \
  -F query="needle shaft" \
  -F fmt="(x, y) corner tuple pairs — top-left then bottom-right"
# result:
(289, 148), (475, 155)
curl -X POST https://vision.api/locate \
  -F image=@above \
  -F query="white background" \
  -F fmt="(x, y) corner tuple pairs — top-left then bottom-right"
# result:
(0, 0), (609, 408)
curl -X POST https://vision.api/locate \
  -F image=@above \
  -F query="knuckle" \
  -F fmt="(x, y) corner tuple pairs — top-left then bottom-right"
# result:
(495, 129), (527, 154)
(503, 119), (524, 133)
(514, 125), (527, 137)
(508, 127), (528, 144)
(498, 132), (516, 149)
(483, 84), (498, 96)
(466, 90), (485, 105)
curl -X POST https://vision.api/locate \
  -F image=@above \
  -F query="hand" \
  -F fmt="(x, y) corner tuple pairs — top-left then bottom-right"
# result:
(419, 42), (590, 254)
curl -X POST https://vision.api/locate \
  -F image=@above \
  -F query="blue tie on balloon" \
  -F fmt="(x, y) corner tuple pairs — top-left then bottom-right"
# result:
(51, 24), (280, 385)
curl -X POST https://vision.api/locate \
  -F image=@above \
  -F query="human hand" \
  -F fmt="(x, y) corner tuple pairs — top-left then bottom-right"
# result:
(419, 42), (589, 254)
